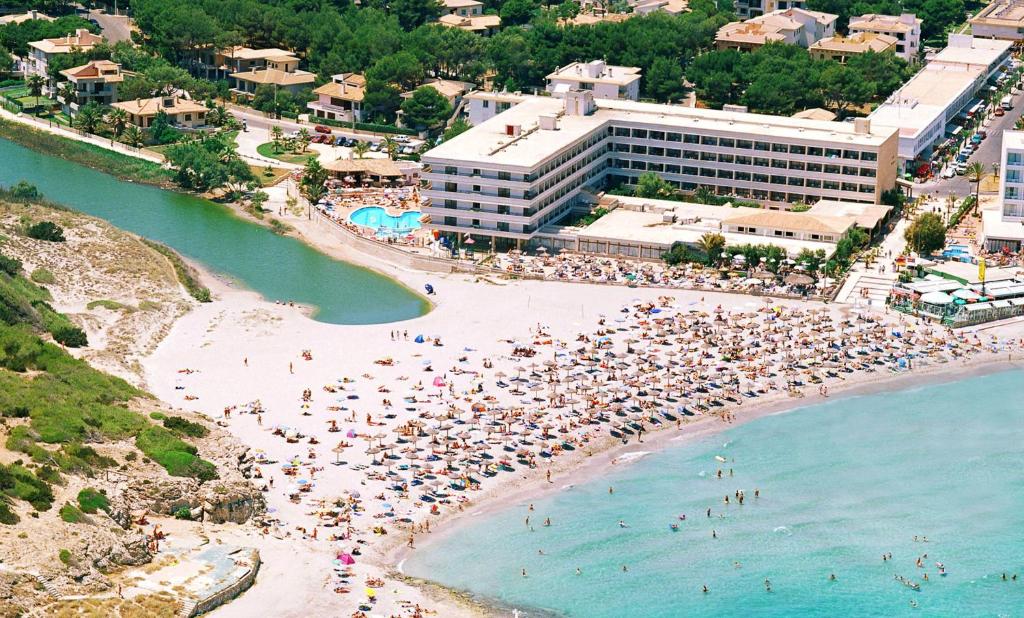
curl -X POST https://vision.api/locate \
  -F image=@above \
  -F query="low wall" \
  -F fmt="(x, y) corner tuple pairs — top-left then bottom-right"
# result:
(183, 548), (261, 617)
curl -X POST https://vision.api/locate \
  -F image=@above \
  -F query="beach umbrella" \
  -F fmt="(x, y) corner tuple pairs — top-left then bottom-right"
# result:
(338, 553), (355, 565)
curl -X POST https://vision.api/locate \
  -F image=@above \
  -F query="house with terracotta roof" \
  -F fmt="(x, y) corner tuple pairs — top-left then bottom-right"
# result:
(229, 54), (315, 97)
(58, 60), (123, 113)
(307, 73), (366, 123)
(809, 31), (897, 64)
(26, 28), (104, 92)
(849, 14), (921, 62)
(441, 0), (485, 17)
(715, 8), (836, 51)
(401, 79), (473, 106)
(111, 96), (209, 128)
(721, 209), (856, 243)
(438, 13), (501, 35)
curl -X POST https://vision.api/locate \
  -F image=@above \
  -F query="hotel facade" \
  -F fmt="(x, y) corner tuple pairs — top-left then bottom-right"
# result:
(421, 92), (899, 247)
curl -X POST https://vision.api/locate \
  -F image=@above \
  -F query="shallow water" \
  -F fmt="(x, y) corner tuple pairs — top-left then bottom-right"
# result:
(406, 369), (1024, 617)
(0, 137), (428, 324)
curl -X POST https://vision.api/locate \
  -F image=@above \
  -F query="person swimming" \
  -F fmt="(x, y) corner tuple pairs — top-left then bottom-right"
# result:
(618, 520), (629, 528)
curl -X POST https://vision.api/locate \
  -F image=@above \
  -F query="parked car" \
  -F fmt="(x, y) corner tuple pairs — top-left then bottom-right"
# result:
(314, 125), (332, 134)
(978, 130), (988, 140)
(401, 145), (415, 155)
(941, 166), (955, 179)
(995, 107), (1006, 116)
(334, 136), (346, 146)
(370, 142), (381, 152)
(955, 163), (967, 175)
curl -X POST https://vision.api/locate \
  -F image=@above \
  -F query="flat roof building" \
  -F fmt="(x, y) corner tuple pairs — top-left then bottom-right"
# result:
(868, 35), (1013, 174)
(422, 91), (898, 248)
(809, 32), (897, 64)
(733, 0), (805, 19)
(546, 61), (642, 101)
(716, 8), (837, 51)
(848, 13), (922, 62)
(464, 90), (527, 126)
(0, 10), (54, 25)
(970, 0), (1024, 41)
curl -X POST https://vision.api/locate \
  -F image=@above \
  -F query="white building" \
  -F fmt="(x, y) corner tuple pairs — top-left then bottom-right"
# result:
(733, 0), (805, 19)
(869, 35), (1013, 175)
(970, 0), (1024, 41)
(464, 90), (526, 126)
(716, 8), (837, 51)
(985, 131), (1024, 251)
(27, 29), (104, 93)
(421, 91), (898, 248)
(545, 61), (642, 101)
(849, 13), (922, 62)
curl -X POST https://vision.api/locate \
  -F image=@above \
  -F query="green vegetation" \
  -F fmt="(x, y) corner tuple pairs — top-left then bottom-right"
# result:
(58, 549), (72, 565)
(165, 134), (254, 193)
(575, 207), (609, 227)
(136, 427), (217, 481)
(173, 506), (192, 520)
(401, 86), (453, 131)
(162, 416), (210, 439)
(807, 0), (966, 42)
(256, 142), (316, 165)
(59, 502), (85, 523)
(86, 300), (127, 311)
(905, 212), (947, 255)
(0, 119), (172, 187)
(688, 45), (913, 116)
(29, 268), (54, 284)
(26, 221), (65, 243)
(0, 249), (87, 347)
(141, 240), (212, 303)
(76, 488), (111, 514)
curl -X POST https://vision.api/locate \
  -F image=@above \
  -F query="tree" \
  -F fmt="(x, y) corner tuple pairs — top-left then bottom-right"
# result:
(296, 127), (311, 153)
(662, 241), (698, 266)
(819, 64), (873, 117)
(58, 81), (78, 110)
(352, 140), (370, 159)
(105, 107), (129, 137)
(501, 0), (538, 25)
(443, 117), (471, 141)
(206, 104), (229, 127)
(382, 136), (399, 159)
(72, 101), (104, 134)
(299, 158), (329, 216)
(796, 248), (825, 275)
(367, 52), (425, 91)
(271, 125), (284, 153)
(904, 212), (946, 255)
(634, 172), (673, 199)
(26, 74), (44, 115)
(122, 125), (144, 148)
(400, 86), (452, 130)
(26, 221), (65, 242)
(250, 190), (269, 212)
(645, 57), (685, 103)
(362, 80), (404, 124)
(390, 0), (442, 30)
(965, 161), (986, 205)
(696, 232), (726, 265)
(148, 111), (180, 145)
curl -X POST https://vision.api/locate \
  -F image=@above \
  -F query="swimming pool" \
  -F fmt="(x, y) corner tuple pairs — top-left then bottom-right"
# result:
(349, 207), (422, 233)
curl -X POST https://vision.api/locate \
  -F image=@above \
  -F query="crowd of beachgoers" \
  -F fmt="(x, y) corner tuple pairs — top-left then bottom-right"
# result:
(167, 292), (1019, 617)
(496, 252), (825, 298)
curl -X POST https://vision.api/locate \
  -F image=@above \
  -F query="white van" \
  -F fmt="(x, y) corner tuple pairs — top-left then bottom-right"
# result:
(1002, 95), (1013, 110)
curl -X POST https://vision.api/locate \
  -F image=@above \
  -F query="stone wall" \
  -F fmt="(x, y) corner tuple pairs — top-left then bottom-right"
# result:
(183, 548), (261, 617)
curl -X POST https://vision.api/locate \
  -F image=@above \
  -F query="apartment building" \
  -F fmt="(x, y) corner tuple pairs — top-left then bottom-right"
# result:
(421, 90), (898, 248)
(57, 60), (123, 113)
(849, 13), (922, 62)
(464, 91), (527, 125)
(809, 32), (897, 64)
(733, 0), (805, 19)
(545, 61), (641, 101)
(308, 73), (366, 123)
(970, 0), (1024, 41)
(716, 8), (837, 51)
(869, 35), (1013, 174)
(26, 29), (104, 93)
(984, 131), (1024, 251)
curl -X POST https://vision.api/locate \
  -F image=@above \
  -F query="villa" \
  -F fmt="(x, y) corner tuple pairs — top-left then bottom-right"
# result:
(110, 96), (209, 129)
(733, 0), (806, 19)
(441, 0), (485, 17)
(849, 13), (922, 62)
(401, 79), (473, 107)
(229, 54), (315, 98)
(26, 29), (104, 93)
(58, 60), (123, 114)
(808, 32), (897, 64)
(308, 73), (366, 123)
(437, 13), (501, 35)
(715, 8), (837, 52)
(545, 61), (642, 101)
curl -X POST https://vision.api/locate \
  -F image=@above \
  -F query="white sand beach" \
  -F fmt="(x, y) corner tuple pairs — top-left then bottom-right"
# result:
(138, 242), (1024, 618)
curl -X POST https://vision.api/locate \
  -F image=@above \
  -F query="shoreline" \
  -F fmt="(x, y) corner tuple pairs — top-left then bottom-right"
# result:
(385, 353), (1023, 611)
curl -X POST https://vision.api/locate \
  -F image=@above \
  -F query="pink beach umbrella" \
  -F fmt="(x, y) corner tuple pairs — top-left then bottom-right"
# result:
(433, 377), (446, 387)
(338, 553), (356, 565)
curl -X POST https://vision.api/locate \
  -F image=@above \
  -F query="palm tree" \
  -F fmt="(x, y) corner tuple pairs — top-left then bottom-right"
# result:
(382, 136), (399, 160)
(122, 125), (144, 148)
(58, 81), (78, 112)
(73, 102), (104, 134)
(296, 127), (311, 153)
(270, 125), (284, 153)
(694, 185), (716, 205)
(965, 161), (986, 211)
(697, 232), (726, 265)
(300, 158), (329, 219)
(207, 104), (228, 127)
(352, 140), (370, 159)
(26, 74), (44, 115)
(106, 107), (129, 137)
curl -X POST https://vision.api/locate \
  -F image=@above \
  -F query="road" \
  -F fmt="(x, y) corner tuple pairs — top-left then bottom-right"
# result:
(87, 9), (134, 44)
(226, 104), (424, 148)
(917, 83), (1024, 199)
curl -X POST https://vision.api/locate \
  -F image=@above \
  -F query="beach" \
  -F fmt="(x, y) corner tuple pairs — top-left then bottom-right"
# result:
(136, 239), (1024, 618)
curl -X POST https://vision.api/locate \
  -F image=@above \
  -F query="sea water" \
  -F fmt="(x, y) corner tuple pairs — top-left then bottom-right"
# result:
(405, 369), (1024, 617)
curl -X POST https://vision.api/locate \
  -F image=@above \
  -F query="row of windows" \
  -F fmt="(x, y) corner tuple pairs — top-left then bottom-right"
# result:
(615, 161), (875, 193)
(609, 126), (878, 161)
(612, 145), (876, 177)
(608, 174), (874, 205)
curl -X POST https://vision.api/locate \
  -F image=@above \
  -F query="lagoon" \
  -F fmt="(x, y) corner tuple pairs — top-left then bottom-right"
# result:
(405, 369), (1024, 617)
(0, 137), (428, 324)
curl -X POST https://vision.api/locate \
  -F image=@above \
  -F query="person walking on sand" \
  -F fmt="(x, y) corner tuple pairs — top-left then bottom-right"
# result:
(289, 362), (294, 374)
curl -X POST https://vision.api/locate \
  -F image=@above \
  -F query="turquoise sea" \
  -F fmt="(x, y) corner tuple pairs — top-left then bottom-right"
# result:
(405, 369), (1024, 617)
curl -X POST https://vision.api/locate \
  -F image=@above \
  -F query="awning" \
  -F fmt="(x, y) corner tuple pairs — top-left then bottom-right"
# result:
(920, 291), (953, 305)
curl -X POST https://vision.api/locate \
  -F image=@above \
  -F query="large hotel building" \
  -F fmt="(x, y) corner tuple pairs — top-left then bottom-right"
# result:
(421, 90), (899, 247)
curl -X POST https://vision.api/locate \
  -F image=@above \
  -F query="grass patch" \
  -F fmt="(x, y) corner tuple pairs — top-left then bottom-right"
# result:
(268, 218), (291, 235)
(30, 268), (55, 284)
(249, 164), (291, 187)
(162, 416), (209, 438)
(256, 142), (316, 165)
(0, 118), (173, 187)
(59, 502), (85, 523)
(140, 240), (211, 303)
(59, 549), (72, 565)
(86, 299), (130, 312)
(138, 300), (161, 311)
(135, 426), (217, 481)
(76, 488), (110, 514)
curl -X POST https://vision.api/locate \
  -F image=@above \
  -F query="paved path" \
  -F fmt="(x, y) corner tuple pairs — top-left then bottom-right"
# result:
(87, 10), (134, 44)
(0, 107), (165, 164)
